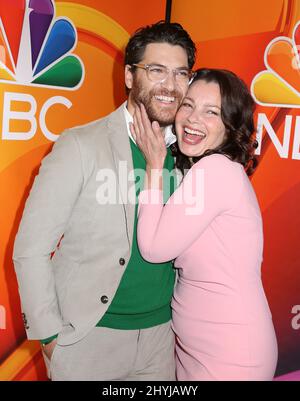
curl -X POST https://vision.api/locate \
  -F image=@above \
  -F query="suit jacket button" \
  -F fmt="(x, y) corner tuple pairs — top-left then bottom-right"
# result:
(101, 295), (109, 304)
(119, 258), (125, 266)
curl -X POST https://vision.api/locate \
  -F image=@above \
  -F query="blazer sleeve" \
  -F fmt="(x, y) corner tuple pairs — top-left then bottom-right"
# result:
(13, 130), (84, 340)
(137, 154), (243, 263)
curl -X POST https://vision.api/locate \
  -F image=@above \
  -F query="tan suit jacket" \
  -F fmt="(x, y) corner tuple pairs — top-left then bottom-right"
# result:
(13, 102), (137, 345)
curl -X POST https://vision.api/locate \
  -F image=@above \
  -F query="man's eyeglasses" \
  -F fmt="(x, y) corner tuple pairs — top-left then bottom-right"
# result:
(131, 63), (195, 84)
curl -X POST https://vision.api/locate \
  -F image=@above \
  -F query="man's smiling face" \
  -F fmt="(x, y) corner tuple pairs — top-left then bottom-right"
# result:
(126, 42), (190, 127)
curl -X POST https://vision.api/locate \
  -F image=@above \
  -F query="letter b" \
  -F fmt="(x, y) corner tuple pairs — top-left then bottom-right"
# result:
(2, 92), (37, 140)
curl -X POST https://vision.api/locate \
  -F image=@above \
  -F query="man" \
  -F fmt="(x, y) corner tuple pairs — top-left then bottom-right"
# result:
(13, 21), (196, 381)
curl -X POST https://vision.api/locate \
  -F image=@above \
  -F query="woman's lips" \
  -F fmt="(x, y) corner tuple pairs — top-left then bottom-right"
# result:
(182, 127), (206, 145)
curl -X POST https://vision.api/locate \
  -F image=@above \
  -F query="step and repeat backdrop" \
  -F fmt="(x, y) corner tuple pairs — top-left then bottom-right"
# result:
(0, 0), (299, 380)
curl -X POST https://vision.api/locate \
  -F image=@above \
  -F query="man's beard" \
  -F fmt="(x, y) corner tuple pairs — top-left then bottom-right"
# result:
(130, 78), (183, 127)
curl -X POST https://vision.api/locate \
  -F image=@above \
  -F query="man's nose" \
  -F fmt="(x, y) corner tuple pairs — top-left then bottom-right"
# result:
(161, 71), (176, 91)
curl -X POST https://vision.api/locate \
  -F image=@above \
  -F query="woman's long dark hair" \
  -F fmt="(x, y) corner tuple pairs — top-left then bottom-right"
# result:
(171, 68), (258, 176)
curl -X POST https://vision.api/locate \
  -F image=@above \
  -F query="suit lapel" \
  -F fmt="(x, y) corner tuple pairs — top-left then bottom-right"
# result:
(107, 103), (135, 248)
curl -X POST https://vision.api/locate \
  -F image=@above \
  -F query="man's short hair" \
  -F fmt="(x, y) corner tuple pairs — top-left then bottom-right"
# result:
(125, 20), (196, 70)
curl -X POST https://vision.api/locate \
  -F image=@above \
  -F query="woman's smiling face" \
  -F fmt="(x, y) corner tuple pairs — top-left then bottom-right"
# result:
(175, 80), (226, 158)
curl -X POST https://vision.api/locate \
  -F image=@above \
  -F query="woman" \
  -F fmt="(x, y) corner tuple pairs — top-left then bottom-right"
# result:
(131, 68), (278, 381)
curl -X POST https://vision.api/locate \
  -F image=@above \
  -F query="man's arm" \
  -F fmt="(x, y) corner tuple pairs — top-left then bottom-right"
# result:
(13, 130), (84, 340)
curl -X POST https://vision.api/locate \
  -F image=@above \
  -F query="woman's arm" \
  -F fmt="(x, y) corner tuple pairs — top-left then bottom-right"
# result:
(137, 154), (242, 263)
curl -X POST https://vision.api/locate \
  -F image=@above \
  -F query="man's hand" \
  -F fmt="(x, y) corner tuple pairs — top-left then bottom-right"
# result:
(42, 338), (57, 360)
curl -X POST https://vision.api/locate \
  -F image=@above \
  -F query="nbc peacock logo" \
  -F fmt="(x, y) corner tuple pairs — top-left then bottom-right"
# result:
(251, 21), (300, 108)
(0, 0), (84, 90)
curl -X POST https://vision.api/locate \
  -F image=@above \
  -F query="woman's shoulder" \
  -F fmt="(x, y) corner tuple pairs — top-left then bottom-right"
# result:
(188, 154), (246, 197)
(193, 153), (243, 174)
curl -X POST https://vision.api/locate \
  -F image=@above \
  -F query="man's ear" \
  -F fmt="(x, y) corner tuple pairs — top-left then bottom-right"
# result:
(125, 65), (133, 90)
